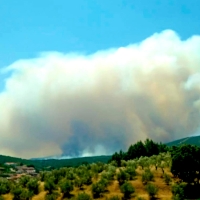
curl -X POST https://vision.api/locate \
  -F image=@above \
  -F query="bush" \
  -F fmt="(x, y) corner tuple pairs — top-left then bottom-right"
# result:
(26, 178), (39, 194)
(11, 186), (24, 200)
(0, 179), (11, 195)
(45, 192), (59, 200)
(101, 171), (114, 181)
(136, 197), (145, 200)
(145, 183), (158, 198)
(117, 169), (130, 185)
(75, 178), (84, 189)
(126, 160), (137, 168)
(19, 176), (30, 187)
(99, 178), (109, 187)
(142, 169), (154, 184)
(171, 183), (186, 200)
(163, 173), (171, 185)
(91, 181), (106, 198)
(76, 192), (92, 200)
(125, 166), (136, 180)
(44, 178), (57, 194)
(107, 195), (121, 200)
(82, 173), (92, 185)
(59, 179), (73, 197)
(120, 182), (135, 199)
(20, 189), (34, 200)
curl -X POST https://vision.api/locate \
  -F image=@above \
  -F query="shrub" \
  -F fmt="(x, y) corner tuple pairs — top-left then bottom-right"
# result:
(91, 181), (106, 198)
(145, 183), (158, 198)
(125, 166), (136, 180)
(76, 192), (92, 200)
(45, 192), (59, 200)
(121, 160), (127, 167)
(44, 178), (57, 194)
(0, 179), (11, 195)
(11, 186), (24, 200)
(99, 178), (109, 187)
(20, 189), (34, 200)
(163, 173), (171, 185)
(101, 171), (114, 181)
(26, 178), (39, 194)
(117, 169), (130, 185)
(136, 197), (145, 200)
(59, 179), (73, 197)
(19, 176), (30, 187)
(126, 160), (137, 169)
(142, 169), (154, 184)
(82, 173), (92, 185)
(107, 195), (121, 200)
(75, 178), (84, 189)
(66, 171), (76, 181)
(120, 182), (135, 199)
(171, 183), (186, 200)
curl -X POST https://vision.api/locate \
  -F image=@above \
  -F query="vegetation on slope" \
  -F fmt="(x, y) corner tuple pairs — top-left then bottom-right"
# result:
(1, 138), (200, 199)
(166, 135), (200, 147)
(0, 155), (111, 171)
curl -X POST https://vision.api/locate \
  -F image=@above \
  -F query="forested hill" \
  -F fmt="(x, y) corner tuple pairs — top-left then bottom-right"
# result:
(0, 155), (111, 170)
(1, 135), (200, 171)
(166, 135), (200, 147)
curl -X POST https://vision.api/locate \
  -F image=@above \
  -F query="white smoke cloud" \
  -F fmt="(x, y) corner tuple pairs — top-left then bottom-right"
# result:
(0, 30), (200, 158)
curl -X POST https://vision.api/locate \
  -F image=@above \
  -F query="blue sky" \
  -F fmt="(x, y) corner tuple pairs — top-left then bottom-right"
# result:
(0, 0), (200, 68)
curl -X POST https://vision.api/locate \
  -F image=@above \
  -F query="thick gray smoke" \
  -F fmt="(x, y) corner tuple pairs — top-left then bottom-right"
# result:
(0, 30), (200, 158)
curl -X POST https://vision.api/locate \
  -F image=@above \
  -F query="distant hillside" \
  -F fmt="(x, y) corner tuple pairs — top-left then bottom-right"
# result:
(0, 154), (111, 170)
(166, 135), (200, 147)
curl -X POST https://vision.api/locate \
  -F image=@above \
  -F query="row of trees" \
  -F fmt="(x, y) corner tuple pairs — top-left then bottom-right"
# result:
(1, 139), (200, 199)
(110, 139), (168, 166)
(0, 176), (39, 200)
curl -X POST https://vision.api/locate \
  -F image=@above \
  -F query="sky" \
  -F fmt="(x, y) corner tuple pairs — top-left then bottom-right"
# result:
(0, 0), (200, 158)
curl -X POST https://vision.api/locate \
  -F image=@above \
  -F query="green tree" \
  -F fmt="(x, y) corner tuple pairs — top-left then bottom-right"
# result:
(11, 186), (24, 200)
(120, 182), (135, 199)
(74, 178), (84, 189)
(107, 195), (121, 200)
(59, 179), (73, 197)
(144, 139), (159, 157)
(44, 178), (57, 194)
(171, 183), (186, 200)
(45, 192), (59, 200)
(124, 166), (136, 180)
(76, 192), (91, 200)
(19, 176), (31, 188)
(117, 169), (130, 185)
(0, 179), (11, 195)
(20, 189), (33, 200)
(26, 178), (39, 195)
(171, 145), (200, 184)
(163, 173), (171, 185)
(126, 141), (146, 160)
(142, 169), (154, 184)
(91, 181), (106, 198)
(145, 183), (158, 199)
(137, 157), (150, 170)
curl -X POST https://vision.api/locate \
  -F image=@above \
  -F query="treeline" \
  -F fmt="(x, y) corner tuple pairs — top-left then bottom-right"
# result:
(110, 139), (200, 199)
(110, 139), (168, 166)
(0, 155), (111, 171)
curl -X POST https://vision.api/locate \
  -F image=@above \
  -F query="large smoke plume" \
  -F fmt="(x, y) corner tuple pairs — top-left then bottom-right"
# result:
(0, 30), (200, 158)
